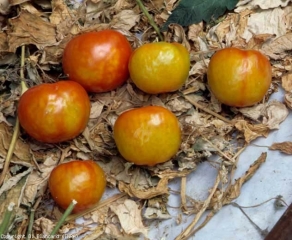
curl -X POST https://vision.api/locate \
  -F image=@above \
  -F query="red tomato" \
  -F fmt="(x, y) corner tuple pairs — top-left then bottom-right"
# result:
(18, 81), (90, 143)
(48, 160), (106, 213)
(207, 47), (272, 107)
(128, 42), (190, 94)
(62, 30), (132, 93)
(113, 106), (181, 166)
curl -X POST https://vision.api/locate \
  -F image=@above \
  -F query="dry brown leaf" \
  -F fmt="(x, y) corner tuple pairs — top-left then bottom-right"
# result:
(0, 123), (32, 164)
(110, 9), (140, 31)
(23, 155), (58, 205)
(235, 120), (270, 143)
(118, 177), (169, 199)
(7, 10), (57, 52)
(262, 100), (289, 129)
(285, 92), (292, 109)
(246, 33), (275, 50)
(144, 205), (171, 220)
(110, 199), (148, 236)
(165, 24), (191, 50)
(262, 32), (292, 60)
(20, 2), (43, 15)
(0, 167), (31, 223)
(282, 72), (292, 92)
(237, 104), (265, 121)
(222, 152), (267, 205)
(0, 0), (10, 14)
(34, 217), (55, 235)
(89, 101), (105, 119)
(50, 0), (81, 37)
(0, 32), (8, 52)
(236, 0), (291, 11)
(269, 141), (292, 154)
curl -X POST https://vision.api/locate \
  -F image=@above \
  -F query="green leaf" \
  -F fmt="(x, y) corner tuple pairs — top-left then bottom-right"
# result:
(162, 0), (239, 31)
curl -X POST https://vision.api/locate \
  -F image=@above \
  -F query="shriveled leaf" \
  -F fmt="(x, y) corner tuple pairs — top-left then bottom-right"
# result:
(237, 104), (265, 121)
(262, 100), (289, 129)
(222, 152), (267, 205)
(0, 0), (10, 14)
(162, 0), (239, 30)
(144, 196), (171, 220)
(0, 123), (32, 164)
(50, 0), (81, 36)
(269, 142), (292, 155)
(7, 10), (57, 52)
(118, 177), (169, 199)
(235, 120), (270, 143)
(34, 217), (55, 235)
(262, 32), (292, 60)
(23, 156), (58, 205)
(235, 0), (291, 11)
(285, 92), (292, 109)
(282, 72), (292, 92)
(0, 167), (32, 222)
(110, 199), (148, 236)
(110, 9), (140, 31)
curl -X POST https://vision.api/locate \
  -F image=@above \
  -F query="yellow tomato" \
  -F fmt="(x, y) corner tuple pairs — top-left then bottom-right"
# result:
(128, 42), (190, 94)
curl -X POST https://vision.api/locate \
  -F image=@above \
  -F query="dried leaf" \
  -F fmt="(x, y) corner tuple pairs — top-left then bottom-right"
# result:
(144, 196), (171, 220)
(269, 142), (292, 154)
(235, 0), (291, 11)
(237, 104), (265, 121)
(7, 10), (57, 52)
(285, 92), (292, 109)
(282, 72), (292, 92)
(110, 199), (148, 236)
(262, 100), (289, 129)
(110, 9), (140, 31)
(222, 152), (267, 205)
(34, 217), (55, 235)
(235, 120), (270, 143)
(0, 168), (32, 223)
(262, 32), (292, 60)
(0, 123), (32, 164)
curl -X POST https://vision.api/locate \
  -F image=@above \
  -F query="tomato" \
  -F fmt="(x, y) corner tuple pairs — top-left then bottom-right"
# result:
(128, 42), (190, 94)
(48, 160), (106, 213)
(18, 81), (90, 143)
(113, 106), (181, 166)
(207, 47), (272, 107)
(62, 30), (132, 93)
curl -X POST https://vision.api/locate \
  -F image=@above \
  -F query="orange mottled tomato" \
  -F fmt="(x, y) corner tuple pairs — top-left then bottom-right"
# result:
(49, 160), (106, 213)
(207, 47), (272, 107)
(113, 106), (181, 166)
(18, 81), (90, 143)
(128, 42), (190, 94)
(62, 30), (132, 93)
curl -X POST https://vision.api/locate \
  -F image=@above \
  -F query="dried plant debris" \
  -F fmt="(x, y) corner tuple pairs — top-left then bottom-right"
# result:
(0, 0), (291, 239)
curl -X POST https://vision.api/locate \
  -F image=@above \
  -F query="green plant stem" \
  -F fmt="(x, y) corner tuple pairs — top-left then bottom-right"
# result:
(47, 200), (77, 240)
(0, 45), (28, 187)
(135, 0), (164, 41)
(26, 209), (35, 240)
(0, 202), (15, 234)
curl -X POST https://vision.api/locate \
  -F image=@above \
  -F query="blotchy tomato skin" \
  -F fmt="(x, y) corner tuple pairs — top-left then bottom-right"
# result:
(18, 81), (90, 143)
(48, 160), (106, 213)
(128, 42), (190, 94)
(62, 30), (132, 92)
(207, 47), (272, 107)
(113, 106), (181, 166)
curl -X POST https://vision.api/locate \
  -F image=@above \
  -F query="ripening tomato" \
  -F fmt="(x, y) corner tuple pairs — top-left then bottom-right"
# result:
(18, 81), (90, 143)
(128, 42), (190, 94)
(49, 160), (106, 213)
(207, 47), (272, 107)
(113, 106), (181, 166)
(62, 30), (132, 93)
